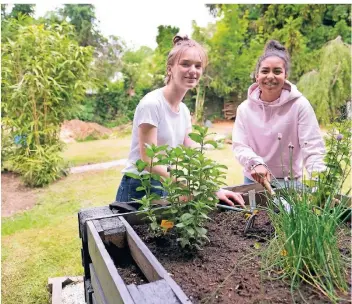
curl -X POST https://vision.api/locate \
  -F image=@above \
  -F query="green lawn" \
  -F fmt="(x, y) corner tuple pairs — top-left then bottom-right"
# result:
(61, 137), (131, 166)
(2, 168), (123, 304)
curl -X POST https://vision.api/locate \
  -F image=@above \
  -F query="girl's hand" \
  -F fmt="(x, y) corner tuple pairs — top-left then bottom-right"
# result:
(251, 164), (271, 185)
(216, 189), (246, 208)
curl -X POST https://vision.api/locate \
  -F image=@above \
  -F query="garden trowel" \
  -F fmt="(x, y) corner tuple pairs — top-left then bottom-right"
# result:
(109, 199), (169, 213)
(262, 179), (291, 213)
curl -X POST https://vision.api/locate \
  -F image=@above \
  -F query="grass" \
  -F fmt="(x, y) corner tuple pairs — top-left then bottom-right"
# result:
(2, 168), (123, 304)
(205, 145), (244, 186)
(2, 136), (243, 304)
(61, 137), (131, 166)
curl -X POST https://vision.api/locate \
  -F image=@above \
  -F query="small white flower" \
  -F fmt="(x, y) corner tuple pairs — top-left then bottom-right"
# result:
(277, 133), (282, 140)
(288, 142), (294, 149)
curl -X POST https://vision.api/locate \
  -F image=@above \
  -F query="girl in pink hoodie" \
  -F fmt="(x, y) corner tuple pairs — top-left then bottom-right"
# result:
(232, 40), (326, 186)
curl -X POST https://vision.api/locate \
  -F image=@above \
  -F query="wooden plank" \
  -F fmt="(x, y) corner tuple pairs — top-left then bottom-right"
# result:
(99, 217), (126, 248)
(92, 293), (97, 304)
(84, 278), (94, 304)
(79, 206), (114, 242)
(119, 217), (192, 304)
(48, 276), (84, 304)
(137, 279), (180, 304)
(127, 284), (146, 304)
(90, 263), (108, 304)
(87, 221), (135, 304)
(48, 277), (62, 304)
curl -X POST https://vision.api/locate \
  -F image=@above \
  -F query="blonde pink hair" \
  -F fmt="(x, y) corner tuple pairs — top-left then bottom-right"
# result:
(164, 35), (208, 84)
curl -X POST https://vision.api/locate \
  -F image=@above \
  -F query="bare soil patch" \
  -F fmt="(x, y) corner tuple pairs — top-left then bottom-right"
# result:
(1, 171), (41, 217)
(60, 119), (112, 143)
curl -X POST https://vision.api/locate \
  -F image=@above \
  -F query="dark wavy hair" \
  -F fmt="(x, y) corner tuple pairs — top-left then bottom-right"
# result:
(255, 40), (291, 76)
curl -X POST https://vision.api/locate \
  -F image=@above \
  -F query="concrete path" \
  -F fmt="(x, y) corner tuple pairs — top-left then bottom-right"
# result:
(69, 159), (128, 174)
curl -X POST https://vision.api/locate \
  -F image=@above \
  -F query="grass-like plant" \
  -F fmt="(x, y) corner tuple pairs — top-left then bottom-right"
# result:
(262, 120), (351, 303)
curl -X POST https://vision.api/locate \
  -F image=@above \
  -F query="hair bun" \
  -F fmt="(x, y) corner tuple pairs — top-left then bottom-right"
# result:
(264, 40), (286, 53)
(173, 35), (190, 46)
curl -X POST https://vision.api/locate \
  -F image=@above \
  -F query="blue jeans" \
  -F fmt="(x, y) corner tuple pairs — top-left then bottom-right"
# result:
(115, 175), (166, 202)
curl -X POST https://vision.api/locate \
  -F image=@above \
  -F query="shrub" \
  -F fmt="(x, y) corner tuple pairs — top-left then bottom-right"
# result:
(126, 125), (227, 249)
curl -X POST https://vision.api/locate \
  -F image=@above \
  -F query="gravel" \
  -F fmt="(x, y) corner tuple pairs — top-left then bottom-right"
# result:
(61, 282), (85, 304)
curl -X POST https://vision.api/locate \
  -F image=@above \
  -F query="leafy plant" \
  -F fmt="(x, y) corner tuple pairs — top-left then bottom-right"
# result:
(262, 120), (351, 303)
(127, 125), (228, 249)
(1, 15), (93, 186)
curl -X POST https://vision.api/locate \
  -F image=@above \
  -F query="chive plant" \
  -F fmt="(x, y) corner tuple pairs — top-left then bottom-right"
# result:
(262, 120), (351, 303)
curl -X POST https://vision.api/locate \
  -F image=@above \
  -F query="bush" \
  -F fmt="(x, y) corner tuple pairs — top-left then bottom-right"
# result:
(9, 144), (68, 187)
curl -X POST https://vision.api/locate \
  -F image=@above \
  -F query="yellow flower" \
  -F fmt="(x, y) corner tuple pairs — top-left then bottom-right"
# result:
(281, 249), (288, 256)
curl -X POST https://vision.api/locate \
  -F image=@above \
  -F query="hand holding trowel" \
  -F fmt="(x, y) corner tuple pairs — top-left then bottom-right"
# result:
(251, 164), (291, 213)
(262, 179), (291, 213)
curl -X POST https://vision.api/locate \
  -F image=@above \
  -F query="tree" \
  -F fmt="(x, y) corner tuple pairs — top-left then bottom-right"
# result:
(151, 25), (180, 88)
(9, 4), (35, 18)
(208, 5), (262, 100)
(297, 36), (351, 124)
(122, 46), (154, 93)
(93, 35), (126, 84)
(59, 4), (102, 47)
(2, 17), (93, 186)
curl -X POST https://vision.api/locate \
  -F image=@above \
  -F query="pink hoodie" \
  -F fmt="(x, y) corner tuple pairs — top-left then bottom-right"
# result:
(232, 80), (326, 180)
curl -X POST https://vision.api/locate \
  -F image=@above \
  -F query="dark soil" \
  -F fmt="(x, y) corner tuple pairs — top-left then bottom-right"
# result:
(106, 245), (148, 285)
(129, 210), (352, 304)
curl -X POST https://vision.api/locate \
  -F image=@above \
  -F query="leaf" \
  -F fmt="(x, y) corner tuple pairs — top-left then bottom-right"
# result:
(146, 148), (155, 158)
(186, 227), (195, 236)
(124, 172), (140, 180)
(195, 227), (207, 236)
(180, 213), (193, 221)
(175, 222), (185, 228)
(136, 159), (148, 172)
(205, 140), (218, 148)
(188, 133), (202, 143)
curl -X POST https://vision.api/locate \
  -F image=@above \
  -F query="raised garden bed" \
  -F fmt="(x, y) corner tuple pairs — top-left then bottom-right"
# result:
(133, 210), (351, 304)
(78, 183), (351, 304)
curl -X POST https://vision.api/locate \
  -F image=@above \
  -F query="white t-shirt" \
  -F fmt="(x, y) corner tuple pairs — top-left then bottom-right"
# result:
(122, 88), (192, 174)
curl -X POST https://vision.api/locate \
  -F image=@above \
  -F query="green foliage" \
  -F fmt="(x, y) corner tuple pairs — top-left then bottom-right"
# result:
(59, 4), (102, 47)
(122, 45), (154, 93)
(2, 16), (93, 186)
(77, 81), (142, 127)
(208, 5), (255, 98)
(10, 144), (68, 187)
(93, 35), (125, 84)
(8, 4), (35, 19)
(310, 119), (351, 206)
(151, 25), (180, 88)
(297, 37), (351, 124)
(263, 122), (351, 302)
(129, 126), (227, 249)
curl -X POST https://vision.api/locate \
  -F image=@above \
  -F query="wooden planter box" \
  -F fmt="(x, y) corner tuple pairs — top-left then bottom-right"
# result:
(78, 183), (351, 303)
(78, 206), (192, 304)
